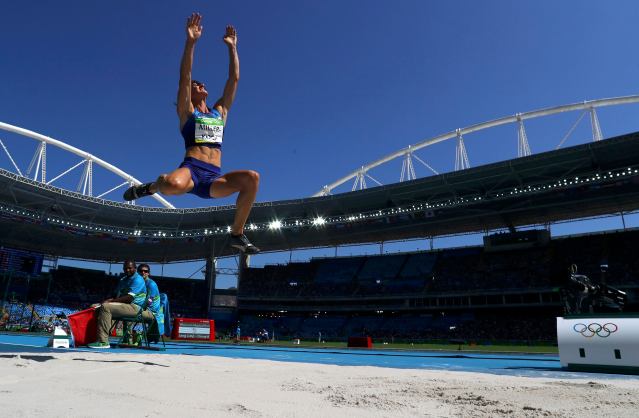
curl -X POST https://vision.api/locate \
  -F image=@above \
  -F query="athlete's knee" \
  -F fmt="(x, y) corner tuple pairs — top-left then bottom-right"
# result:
(162, 173), (189, 191)
(245, 170), (260, 189)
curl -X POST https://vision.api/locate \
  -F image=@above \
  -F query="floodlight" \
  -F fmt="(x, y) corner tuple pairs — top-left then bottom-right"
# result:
(313, 216), (326, 226)
(269, 220), (282, 230)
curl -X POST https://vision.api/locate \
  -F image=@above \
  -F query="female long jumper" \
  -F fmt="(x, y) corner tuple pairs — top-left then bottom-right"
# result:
(124, 13), (260, 254)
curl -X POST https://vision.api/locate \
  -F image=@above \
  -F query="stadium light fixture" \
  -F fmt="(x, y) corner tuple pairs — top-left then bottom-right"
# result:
(312, 216), (326, 226)
(269, 220), (282, 230)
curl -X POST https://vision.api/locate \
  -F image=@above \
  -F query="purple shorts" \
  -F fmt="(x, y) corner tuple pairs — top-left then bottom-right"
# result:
(178, 157), (222, 199)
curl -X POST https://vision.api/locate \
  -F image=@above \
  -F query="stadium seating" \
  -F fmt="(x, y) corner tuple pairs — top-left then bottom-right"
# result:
(3, 228), (639, 343)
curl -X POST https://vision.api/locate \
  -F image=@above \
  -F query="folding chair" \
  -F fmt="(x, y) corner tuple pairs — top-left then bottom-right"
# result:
(109, 308), (166, 351)
(159, 293), (171, 338)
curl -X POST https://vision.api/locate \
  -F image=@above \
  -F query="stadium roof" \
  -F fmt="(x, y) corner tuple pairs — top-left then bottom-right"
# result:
(2, 131), (639, 262)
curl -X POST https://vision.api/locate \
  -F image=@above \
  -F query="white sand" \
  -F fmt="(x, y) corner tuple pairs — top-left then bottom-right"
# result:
(1, 351), (638, 417)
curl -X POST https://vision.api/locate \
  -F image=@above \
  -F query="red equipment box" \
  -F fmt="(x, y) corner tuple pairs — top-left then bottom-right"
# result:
(171, 318), (215, 341)
(67, 307), (98, 347)
(347, 336), (372, 348)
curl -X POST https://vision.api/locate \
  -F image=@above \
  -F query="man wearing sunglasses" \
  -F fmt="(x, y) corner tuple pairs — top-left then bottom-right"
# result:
(138, 264), (160, 315)
(138, 264), (164, 343)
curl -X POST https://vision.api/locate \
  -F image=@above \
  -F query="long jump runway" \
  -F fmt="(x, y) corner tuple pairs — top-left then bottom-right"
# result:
(0, 333), (635, 380)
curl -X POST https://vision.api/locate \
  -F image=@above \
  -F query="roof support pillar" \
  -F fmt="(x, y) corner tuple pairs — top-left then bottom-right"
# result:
(455, 129), (470, 171)
(590, 107), (603, 142)
(205, 256), (217, 313)
(41, 142), (46, 183)
(517, 114), (531, 157)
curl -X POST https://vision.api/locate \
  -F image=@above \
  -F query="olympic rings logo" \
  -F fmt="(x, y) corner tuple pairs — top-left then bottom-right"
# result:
(573, 323), (618, 338)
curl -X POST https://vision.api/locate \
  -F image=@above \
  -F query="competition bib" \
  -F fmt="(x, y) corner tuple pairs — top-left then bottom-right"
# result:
(194, 116), (224, 145)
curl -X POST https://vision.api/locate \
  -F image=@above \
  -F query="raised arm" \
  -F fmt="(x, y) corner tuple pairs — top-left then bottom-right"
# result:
(214, 25), (239, 121)
(177, 13), (203, 123)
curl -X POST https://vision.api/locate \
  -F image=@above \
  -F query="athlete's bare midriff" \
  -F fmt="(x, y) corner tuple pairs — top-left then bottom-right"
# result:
(185, 145), (222, 167)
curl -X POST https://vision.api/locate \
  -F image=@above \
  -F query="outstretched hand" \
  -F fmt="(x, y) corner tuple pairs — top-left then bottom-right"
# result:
(223, 25), (237, 48)
(186, 13), (203, 41)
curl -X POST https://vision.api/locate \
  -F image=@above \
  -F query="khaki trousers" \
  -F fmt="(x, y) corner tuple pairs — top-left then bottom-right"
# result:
(96, 302), (155, 343)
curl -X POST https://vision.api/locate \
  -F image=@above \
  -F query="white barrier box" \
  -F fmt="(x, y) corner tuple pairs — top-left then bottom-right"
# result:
(557, 315), (639, 374)
(47, 326), (70, 349)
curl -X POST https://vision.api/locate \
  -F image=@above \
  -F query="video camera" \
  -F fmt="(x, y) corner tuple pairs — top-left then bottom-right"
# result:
(561, 263), (627, 314)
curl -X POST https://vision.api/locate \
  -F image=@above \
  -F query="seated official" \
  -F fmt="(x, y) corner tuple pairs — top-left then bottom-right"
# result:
(138, 264), (161, 315)
(88, 260), (154, 349)
(138, 264), (164, 341)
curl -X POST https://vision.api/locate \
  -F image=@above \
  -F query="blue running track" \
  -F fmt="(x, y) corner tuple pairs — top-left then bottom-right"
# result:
(0, 333), (636, 380)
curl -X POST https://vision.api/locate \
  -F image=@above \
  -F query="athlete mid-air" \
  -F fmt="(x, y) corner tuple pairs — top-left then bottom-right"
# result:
(124, 13), (260, 254)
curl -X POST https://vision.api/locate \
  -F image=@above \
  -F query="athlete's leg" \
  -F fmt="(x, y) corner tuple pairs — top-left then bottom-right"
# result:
(149, 167), (194, 195)
(210, 170), (260, 235)
(124, 167), (194, 200)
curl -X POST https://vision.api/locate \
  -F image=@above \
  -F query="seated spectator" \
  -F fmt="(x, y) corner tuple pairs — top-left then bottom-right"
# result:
(88, 260), (154, 349)
(0, 307), (8, 330)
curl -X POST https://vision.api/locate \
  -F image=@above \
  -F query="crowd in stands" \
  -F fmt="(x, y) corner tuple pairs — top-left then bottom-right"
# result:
(0, 301), (73, 333)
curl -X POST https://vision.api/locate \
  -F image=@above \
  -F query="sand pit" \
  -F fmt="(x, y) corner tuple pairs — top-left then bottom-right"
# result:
(1, 351), (638, 417)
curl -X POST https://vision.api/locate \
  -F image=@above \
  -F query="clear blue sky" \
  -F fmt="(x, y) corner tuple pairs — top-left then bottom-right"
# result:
(2, 1), (639, 286)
